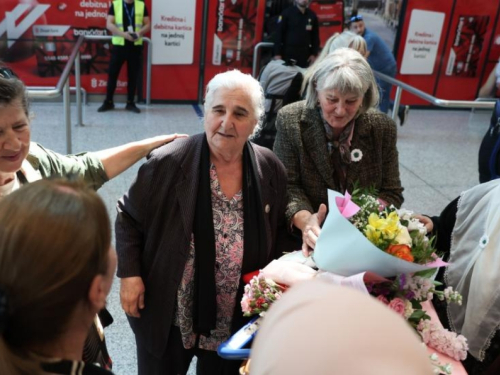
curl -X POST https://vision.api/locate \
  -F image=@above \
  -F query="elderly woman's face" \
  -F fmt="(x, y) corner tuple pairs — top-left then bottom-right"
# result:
(204, 87), (257, 158)
(318, 89), (363, 129)
(0, 101), (31, 177)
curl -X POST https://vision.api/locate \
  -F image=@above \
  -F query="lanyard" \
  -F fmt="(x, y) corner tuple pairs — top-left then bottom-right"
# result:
(124, 2), (135, 27)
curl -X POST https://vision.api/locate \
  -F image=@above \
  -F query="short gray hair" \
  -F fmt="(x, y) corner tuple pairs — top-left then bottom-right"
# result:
(305, 48), (379, 114)
(204, 69), (265, 137)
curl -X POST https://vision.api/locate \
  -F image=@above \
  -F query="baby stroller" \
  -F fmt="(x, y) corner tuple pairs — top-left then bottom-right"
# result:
(253, 59), (304, 150)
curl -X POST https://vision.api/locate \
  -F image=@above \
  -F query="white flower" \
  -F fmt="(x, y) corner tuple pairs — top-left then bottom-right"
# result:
(479, 234), (489, 249)
(395, 225), (412, 246)
(351, 149), (363, 162)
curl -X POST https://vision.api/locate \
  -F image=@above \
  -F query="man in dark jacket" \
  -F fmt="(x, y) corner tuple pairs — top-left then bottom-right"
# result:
(273, 0), (320, 68)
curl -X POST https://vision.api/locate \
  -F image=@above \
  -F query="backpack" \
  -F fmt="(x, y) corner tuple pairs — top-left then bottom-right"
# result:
(478, 99), (500, 182)
(253, 59), (304, 150)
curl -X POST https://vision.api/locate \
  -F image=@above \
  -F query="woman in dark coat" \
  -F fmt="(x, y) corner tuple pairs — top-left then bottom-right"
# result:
(274, 48), (403, 254)
(116, 70), (289, 375)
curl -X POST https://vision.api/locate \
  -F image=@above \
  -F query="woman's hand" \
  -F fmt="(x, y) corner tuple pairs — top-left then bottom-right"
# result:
(137, 133), (189, 154)
(297, 204), (327, 257)
(120, 276), (145, 318)
(414, 214), (433, 233)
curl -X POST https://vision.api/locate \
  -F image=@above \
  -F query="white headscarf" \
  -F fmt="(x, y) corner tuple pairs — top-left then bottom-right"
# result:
(250, 280), (432, 375)
(446, 179), (500, 361)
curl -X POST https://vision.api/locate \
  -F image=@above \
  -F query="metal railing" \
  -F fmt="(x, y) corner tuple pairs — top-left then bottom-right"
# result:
(253, 42), (274, 78)
(251, 42), (496, 117)
(26, 35), (86, 153)
(82, 35), (153, 108)
(23, 35), (153, 153)
(374, 71), (496, 122)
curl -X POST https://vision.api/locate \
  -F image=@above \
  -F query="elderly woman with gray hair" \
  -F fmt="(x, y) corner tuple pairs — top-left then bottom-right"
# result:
(116, 69), (288, 374)
(274, 48), (404, 255)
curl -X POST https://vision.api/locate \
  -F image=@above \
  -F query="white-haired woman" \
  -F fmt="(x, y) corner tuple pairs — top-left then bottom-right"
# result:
(274, 48), (403, 255)
(116, 70), (289, 374)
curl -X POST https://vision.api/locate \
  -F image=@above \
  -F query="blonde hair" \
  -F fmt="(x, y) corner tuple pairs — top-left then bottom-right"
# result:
(305, 48), (379, 114)
(0, 179), (111, 374)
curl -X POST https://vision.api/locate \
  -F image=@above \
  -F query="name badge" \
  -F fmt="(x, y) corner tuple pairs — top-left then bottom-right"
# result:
(306, 25), (312, 31)
(127, 25), (134, 33)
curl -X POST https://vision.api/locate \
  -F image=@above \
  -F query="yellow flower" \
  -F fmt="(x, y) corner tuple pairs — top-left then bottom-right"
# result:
(366, 212), (400, 242)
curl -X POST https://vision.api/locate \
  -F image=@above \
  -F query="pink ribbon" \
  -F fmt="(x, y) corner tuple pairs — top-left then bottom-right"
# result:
(335, 191), (360, 219)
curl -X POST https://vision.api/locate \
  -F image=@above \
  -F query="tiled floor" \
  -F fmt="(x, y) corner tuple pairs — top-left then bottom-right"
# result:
(29, 101), (492, 374)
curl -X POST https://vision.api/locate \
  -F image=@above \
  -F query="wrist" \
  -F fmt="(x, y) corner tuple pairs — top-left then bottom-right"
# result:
(292, 210), (313, 232)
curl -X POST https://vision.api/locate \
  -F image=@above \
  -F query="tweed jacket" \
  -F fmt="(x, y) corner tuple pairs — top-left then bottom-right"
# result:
(274, 101), (403, 223)
(115, 133), (289, 357)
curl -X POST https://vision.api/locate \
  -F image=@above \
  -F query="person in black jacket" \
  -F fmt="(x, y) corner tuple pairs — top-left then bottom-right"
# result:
(273, 0), (320, 68)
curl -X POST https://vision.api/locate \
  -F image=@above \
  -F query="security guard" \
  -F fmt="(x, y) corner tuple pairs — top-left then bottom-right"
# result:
(273, 0), (320, 68)
(98, 0), (150, 114)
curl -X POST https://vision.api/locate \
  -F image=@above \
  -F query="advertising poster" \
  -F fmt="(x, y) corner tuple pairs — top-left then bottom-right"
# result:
(309, 0), (343, 47)
(445, 15), (489, 77)
(0, 0), (131, 94)
(400, 9), (445, 75)
(210, 0), (262, 69)
(151, 0), (196, 65)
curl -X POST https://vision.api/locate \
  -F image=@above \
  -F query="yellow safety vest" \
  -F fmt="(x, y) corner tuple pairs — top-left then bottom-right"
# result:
(112, 0), (144, 46)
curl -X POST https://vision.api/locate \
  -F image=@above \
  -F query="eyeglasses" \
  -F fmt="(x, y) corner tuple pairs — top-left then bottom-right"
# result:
(350, 15), (363, 22)
(0, 67), (18, 79)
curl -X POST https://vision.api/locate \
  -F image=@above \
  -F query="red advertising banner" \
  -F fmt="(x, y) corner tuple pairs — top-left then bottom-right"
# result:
(309, 0), (343, 47)
(434, 0), (497, 100)
(0, 0), (128, 94)
(204, 0), (266, 87)
(396, 0), (499, 104)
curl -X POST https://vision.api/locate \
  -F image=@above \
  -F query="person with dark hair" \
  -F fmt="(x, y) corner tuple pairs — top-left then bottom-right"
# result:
(349, 14), (410, 125)
(0, 179), (116, 375)
(116, 69), (289, 374)
(273, 0), (320, 68)
(0, 74), (186, 368)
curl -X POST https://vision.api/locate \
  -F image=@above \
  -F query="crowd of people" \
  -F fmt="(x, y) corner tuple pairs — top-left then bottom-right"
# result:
(0, 4), (498, 375)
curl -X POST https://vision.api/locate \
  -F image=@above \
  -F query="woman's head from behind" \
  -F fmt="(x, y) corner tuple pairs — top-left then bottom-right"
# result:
(0, 179), (115, 374)
(326, 31), (367, 58)
(0, 76), (31, 179)
(204, 70), (264, 157)
(250, 280), (433, 375)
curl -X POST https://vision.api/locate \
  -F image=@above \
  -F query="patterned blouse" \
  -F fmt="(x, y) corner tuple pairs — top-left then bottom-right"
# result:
(174, 164), (244, 350)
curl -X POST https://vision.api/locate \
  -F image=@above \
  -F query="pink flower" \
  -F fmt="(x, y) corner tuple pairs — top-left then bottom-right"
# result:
(388, 298), (406, 316)
(376, 295), (389, 305)
(241, 295), (250, 313)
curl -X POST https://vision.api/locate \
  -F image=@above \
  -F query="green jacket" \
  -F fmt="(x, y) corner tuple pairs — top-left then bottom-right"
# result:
(25, 142), (108, 190)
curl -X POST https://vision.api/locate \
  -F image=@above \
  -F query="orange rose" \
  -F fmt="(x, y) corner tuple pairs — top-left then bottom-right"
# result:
(386, 244), (414, 262)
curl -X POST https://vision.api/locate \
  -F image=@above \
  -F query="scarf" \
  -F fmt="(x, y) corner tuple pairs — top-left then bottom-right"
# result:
(192, 136), (268, 337)
(446, 179), (500, 361)
(320, 107), (355, 193)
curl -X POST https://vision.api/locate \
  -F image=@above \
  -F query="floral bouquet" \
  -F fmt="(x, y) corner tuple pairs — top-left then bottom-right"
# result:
(370, 273), (467, 361)
(313, 189), (446, 277)
(241, 274), (285, 317)
(349, 187), (437, 265)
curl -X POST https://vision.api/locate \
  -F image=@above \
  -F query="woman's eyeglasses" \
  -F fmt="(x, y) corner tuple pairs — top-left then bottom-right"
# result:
(0, 67), (18, 79)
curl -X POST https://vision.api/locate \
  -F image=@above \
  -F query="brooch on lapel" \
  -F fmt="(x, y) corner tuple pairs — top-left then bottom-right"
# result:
(351, 149), (363, 162)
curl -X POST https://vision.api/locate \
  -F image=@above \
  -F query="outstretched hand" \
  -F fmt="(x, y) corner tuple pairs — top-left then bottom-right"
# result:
(302, 203), (327, 257)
